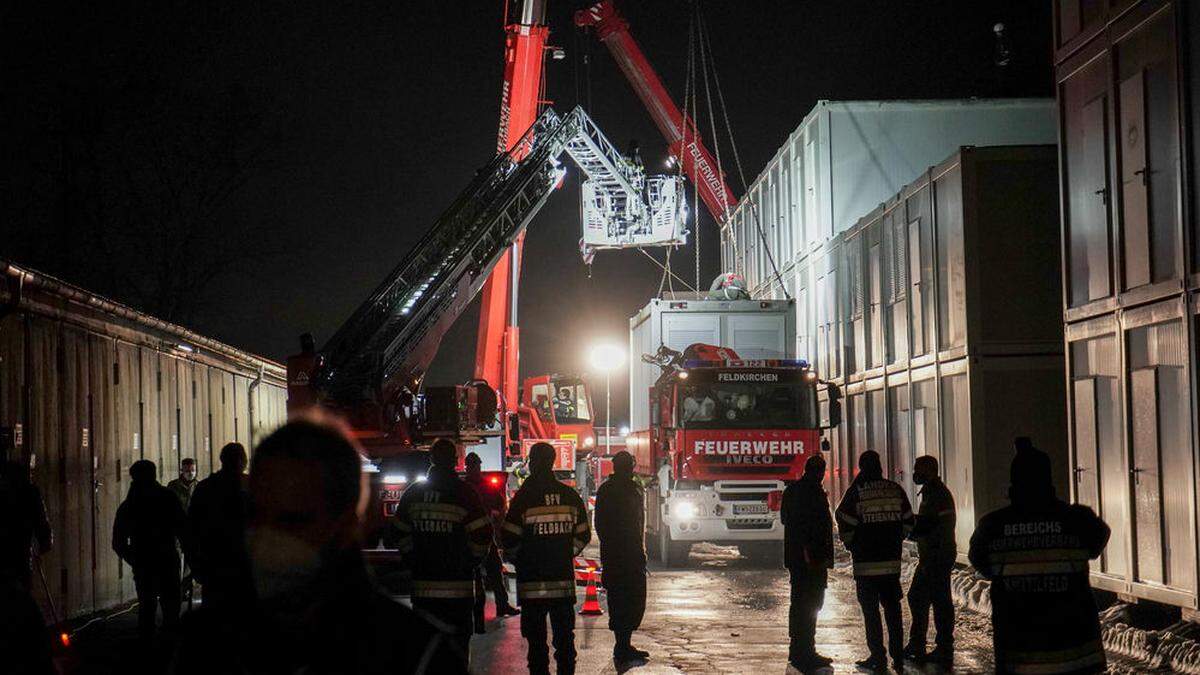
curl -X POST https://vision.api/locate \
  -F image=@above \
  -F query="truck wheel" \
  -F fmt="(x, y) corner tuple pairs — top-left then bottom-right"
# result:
(661, 527), (690, 568)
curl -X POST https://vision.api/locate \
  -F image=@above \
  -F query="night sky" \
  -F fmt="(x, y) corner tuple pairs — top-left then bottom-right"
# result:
(5, 1), (1052, 425)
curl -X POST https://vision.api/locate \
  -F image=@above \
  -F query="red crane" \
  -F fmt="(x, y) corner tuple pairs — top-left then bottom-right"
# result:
(575, 0), (739, 225)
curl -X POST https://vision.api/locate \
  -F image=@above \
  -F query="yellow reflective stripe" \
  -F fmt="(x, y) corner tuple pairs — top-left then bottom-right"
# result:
(413, 579), (475, 599)
(994, 561), (1089, 576)
(988, 548), (1091, 564)
(409, 503), (468, 520)
(464, 515), (491, 532)
(853, 560), (901, 576)
(858, 499), (903, 514)
(518, 580), (576, 599)
(524, 513), (575, 524)
(503, 521), (524, 535)
(525, 505), (577, 517)
(1006, 640), (1105, 674)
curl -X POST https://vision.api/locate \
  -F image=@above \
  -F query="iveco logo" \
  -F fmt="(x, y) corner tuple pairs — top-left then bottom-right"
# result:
(716, 372), (778, 382)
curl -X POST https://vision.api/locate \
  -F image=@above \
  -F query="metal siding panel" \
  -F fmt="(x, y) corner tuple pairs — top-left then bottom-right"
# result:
(27, 318), (65, 620)
(89, 335), (120, 611)
(935, 166), (967, 350)
(159, 354), (179, 481)
(1130, 366), (1164, 583)
(192, 363), (211, 473)
(176, 361), (193, 478)
(233, 375), (251, 447)
(139, 350), (159, 468)
(0, 315), (24, 442)
(940, 372), (973, 554)
(114, 342), (140, 602)
(61, 327), (93, 617)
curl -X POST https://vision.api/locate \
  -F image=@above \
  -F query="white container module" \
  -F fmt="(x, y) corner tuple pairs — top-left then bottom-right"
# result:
(721, 98), (1057, 298)
(628, 298), (796, 431)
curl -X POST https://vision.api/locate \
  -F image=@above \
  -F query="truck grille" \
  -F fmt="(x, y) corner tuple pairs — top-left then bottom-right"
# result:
(727, 519), (774, 530)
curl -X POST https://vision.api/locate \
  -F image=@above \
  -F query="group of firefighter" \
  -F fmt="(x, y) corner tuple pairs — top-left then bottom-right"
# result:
(394, 438), (649, 674)
(783, 438), (1110, 674)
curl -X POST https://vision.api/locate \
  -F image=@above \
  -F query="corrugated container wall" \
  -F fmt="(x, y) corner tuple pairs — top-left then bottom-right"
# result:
(0, 263), (288, 621)
(720, 98), (1058, 299)
(1055, 0), (1200, 610)
(726, 143), (1065, 560)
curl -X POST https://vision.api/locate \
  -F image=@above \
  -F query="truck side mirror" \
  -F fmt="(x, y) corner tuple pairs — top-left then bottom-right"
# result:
(507, 412), (520, 442)
(825, 383), (842, 429)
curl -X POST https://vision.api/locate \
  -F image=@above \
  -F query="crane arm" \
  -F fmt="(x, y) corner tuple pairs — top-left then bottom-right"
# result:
(575, 0), (739, 224)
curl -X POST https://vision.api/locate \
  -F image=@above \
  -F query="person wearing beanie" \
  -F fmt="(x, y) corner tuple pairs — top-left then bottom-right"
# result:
(969, 438), (1110, 674)
(835, 450), (915, 673)
(594, 451), (650, 664)
(394, 438), (492, 663)
(781, 453), (835, 673)
(463, 452), (520, 622)
(502, 442), (591, 675)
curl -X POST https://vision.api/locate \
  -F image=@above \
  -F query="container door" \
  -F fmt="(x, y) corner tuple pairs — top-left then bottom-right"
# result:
(726, 313), (789, 359)
(868, 244), (883, 368)
(662, 313), (720, 353)
(1129, 367), (1163, 584)
(1061, 55), (1112, 307)
(908, 219), (925, 355)
(1070, 378), (1102, 520)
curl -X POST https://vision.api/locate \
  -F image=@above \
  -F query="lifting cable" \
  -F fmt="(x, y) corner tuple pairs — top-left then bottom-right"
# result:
(696, 5), (791, 300)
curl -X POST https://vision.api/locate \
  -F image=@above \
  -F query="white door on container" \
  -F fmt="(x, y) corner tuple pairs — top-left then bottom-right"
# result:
(662, 313), (721, 353)
(1130, 367), (1164, 584)
(727, 314), (789, 359)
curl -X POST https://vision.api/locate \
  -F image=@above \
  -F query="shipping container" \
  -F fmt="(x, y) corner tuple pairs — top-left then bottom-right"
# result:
(721, 98), (1058, 297)
(628, 298), (796, 431)
(0, 260), (288, 621)
(1055, 0), (1200, 611)
(725, 144), (1066, 562)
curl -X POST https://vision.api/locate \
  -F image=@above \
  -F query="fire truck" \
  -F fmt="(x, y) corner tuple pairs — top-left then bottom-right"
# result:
(628, 298), (842, 566)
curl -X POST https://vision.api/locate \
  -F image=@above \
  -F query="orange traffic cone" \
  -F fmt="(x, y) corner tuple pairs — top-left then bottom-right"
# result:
(579, 567), (603, 616)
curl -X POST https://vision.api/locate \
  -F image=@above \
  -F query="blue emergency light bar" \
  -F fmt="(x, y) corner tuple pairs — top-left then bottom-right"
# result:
(682, 358), (810, 369)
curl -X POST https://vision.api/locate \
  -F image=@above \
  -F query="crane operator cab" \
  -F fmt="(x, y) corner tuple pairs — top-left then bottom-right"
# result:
(519, 374), (597, 454)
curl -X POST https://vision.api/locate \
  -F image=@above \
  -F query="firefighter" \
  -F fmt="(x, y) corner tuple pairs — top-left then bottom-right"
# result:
(167, 458), (198, 510)
(188, 442), (251, 613)
(463, 451), (520, 625)
(835, 450), (914, 673)
(502, 442), (591, 675)
(593, 450), (649, 664)
(0, 459), (53, 592)
(781, 454), (834, 673)
(969, 438), (1110, 674)
(113, 459), (189, 642)
(904, 455), (957, 665)
(395, 439), (492, 662)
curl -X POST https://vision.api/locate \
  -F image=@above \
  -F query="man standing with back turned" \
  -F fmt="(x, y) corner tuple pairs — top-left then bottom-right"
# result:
(836, 450), (914, 673)
(904, 455), (957, 666)
(503, 442), (591, 675)
(594, 450), (650, 664)
(969, 438), (1109, 674)
(781, 454), (834, 673)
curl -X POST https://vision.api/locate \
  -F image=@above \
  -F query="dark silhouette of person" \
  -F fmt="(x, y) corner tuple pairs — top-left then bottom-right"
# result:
(904, 455), (957, 665)
(835, 450), (915, 673)
(167, 458), (198, 510)
(781, 454), (834, 673)
(969, 438), (1110, 674)
(0, 578), (56, 675)
(502, 442), (591, 675)
(394, 439), (491, 663)
(113, 459), (189, 642)
(187, 442), (251, 613)
(463, 451), (520, 626)
(593, 450), (649, 664)
(0, 459), (53, 592)
(174, 418), (467, 674)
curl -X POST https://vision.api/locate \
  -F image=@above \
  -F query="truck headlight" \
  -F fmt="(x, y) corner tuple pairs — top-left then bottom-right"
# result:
(674, 501), (698, 520)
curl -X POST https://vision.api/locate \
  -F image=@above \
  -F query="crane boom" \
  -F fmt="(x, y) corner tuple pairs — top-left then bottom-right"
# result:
(575, 0), (739, 224)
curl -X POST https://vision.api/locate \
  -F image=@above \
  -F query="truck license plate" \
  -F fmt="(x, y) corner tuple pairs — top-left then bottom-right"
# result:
(733, 503), (768, 515)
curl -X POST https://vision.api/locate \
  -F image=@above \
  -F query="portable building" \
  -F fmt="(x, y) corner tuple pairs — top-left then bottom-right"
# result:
(0, 261), (288, 620)
(1055, 0), (1200, 610)
(721, 98), (1058, 298)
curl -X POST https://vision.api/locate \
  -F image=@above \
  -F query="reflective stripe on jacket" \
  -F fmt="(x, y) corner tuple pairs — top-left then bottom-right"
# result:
(501, 472), (590, 603)
(395, 467), (491, 600)
(834, 474), (913, 577)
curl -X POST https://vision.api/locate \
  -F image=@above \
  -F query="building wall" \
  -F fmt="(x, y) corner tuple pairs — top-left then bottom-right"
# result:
(724, 146), (1065, 561)
(0, 265), (287, 620)
(1055, 0), (1200, 609)
(720, 98), (1058, 299)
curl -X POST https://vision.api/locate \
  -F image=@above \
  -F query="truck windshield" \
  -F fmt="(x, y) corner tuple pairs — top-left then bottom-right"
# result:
(679, 382), (817, 429)
(552, 380), (592, 424)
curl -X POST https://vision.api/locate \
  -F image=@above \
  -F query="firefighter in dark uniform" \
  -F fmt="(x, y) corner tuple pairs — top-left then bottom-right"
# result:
(502, 442), (591, 675)
(781, 454), (834, 673)
(904, 455), (957, 665)
(463, 451), (520, 627)
(395, 439), (493, 662)
(969, 438), (1110, 674)
(593, 450), (649, 664)
(835, 450), (914, 673)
